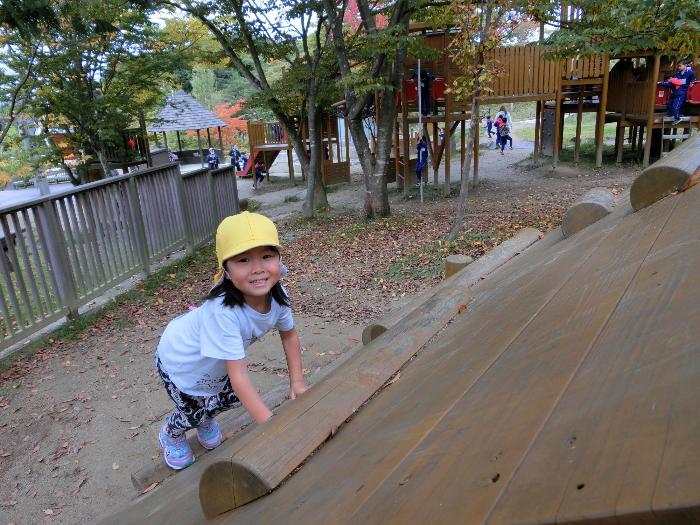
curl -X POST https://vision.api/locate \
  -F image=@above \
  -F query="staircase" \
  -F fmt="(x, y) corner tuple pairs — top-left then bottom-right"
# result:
(661, 116), (693, 157)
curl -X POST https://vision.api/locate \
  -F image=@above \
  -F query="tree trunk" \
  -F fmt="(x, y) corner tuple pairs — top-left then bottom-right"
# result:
(301, 96), (328, 218)
(448, 96), (480, 240)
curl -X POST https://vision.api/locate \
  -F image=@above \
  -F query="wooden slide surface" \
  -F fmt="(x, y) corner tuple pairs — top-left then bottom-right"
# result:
(213, 183), (700, 524)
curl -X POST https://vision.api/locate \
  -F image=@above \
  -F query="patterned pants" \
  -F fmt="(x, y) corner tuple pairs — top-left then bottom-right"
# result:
(156, 355), (241, 438)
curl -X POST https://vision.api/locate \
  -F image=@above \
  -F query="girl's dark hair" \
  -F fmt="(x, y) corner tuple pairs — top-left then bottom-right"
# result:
(204, 248), (290, 309)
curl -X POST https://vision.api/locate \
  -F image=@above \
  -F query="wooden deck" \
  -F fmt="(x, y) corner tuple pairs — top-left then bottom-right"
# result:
(217, 185), (700, 524)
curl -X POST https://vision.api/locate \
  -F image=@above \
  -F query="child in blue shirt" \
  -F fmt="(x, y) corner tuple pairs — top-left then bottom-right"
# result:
(155, 212), (309, 470)
(658, 61), (697, 124)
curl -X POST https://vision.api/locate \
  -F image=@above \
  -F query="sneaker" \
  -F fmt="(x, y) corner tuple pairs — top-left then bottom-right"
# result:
(159, 426), (194, 470)
(500, 150), (504, 155)
(197, 418), (223, 450)
(510, 145), (513, 150)
(672, 118), (682, 126)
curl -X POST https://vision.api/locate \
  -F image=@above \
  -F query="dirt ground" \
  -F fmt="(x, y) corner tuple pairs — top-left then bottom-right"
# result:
(0, 133), (641, 524)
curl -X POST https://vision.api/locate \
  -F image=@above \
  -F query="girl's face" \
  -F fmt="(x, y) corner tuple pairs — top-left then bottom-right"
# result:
(224, 246), (281, 306)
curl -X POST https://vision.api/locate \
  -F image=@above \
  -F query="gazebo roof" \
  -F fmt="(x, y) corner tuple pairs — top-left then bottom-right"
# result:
(147, 90), (226, 132)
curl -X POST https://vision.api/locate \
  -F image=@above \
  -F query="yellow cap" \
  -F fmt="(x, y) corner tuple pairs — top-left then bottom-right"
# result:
(213, 212), (280, 284)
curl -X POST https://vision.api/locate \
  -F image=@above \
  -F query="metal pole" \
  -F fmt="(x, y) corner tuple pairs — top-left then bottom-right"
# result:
(418, 59), (423, 204)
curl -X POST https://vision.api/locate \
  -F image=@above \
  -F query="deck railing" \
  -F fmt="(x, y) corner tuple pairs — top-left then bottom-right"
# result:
(0, 162), (239, 350)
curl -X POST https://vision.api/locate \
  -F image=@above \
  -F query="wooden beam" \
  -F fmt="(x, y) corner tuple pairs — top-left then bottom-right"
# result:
(534, 101), (542, 160)
(401, 84), (411, 196)
(643, 54), (662, 168)
(574, 90), (584, 163)
(553, 94), (562, 168)
(196, 129), (203, 168)
(460, 120), (466, 181)
(595, 54), (610, 167)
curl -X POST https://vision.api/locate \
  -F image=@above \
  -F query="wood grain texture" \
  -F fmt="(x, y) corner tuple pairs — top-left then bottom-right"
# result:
(631, 125), (700, 211)
(561, 187), (614, 238)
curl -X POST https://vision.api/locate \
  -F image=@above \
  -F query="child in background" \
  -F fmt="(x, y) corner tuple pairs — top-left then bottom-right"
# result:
(254, 160), (265, 190)
(485, 115), (494, 138)
(155, 212), (309, 470)
(207, 148), (219, 169)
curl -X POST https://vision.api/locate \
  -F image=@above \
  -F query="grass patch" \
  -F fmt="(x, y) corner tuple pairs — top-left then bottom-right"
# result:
(322, 212), (416, 244)
(244, 199), (262, 212)
(379, 232), (499, 282)
(516, 113), (617, 145)
(0, 246), (213, 373)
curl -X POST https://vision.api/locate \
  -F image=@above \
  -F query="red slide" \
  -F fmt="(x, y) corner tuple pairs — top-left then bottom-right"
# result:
(236, 152), (256, 177)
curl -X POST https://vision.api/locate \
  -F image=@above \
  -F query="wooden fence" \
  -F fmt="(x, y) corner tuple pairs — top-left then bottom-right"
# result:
(0, 162), (239, 350)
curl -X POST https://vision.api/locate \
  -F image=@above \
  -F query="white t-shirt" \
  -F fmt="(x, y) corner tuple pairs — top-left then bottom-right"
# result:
(157, 296), (294, 396)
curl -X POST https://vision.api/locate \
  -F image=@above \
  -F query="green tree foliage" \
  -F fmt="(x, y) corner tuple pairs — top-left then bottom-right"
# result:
(152, 0), (333, 217)
(322, 0), (415, 218)
(1, 0), (184, 182)
(525, 0), (700, 57)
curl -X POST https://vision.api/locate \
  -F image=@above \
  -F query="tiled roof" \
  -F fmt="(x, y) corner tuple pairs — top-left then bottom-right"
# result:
(147, 90), (226, 132)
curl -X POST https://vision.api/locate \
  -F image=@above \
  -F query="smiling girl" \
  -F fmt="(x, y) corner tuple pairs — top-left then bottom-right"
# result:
(154, 212), (309, 470)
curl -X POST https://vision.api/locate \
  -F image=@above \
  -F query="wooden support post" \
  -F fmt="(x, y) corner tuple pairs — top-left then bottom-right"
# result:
(162, 132), (169, 152)
(444, 116), (451, 196)
(126, 176), (150, 275)
(553, 94), (562, 168)
(206, 128), (212, 149)
(444, 54), (451, 196)
(473, 116), (479, 186)
(36, 201), (79, 319)
(534, 100), (542, 160)
(217, 126), (224, 156)
(394, 119), (401, 191)
(643, 54), (662, 168)
(631, 126), (638, 151)
(637, 124), (644, 155)
(176, 130), (183, 152)
(402, 84), (411, 196)
(574, 90), (584, 163)
(196, 129), (204, 168)
(444, 255), (474, 279)
(460, 119), (466, 180)
(616, 120), (626, 163)
(432, 123), (439, 185)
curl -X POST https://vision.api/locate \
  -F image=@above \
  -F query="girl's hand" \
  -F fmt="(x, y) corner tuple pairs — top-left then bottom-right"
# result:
(287, 380), (310, 400)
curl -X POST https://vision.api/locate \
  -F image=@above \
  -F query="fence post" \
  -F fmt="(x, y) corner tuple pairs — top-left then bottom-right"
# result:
(172, 166), (194, 253)
(126, 175), (151, 275)
(36, 200), (79, 320)
(207, 169), (220, 226)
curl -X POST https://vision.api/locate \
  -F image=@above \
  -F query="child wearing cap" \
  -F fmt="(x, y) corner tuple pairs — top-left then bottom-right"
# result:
(155, 211), (309, 470)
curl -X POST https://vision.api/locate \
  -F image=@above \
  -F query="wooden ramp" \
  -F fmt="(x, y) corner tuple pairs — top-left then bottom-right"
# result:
(211, 183), (700, 524)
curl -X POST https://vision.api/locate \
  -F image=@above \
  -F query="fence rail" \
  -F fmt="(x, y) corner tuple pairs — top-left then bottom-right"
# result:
(0, 162), (239, 350)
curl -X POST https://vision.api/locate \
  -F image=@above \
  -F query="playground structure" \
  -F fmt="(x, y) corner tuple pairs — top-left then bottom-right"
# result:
(148, 90), (227, 169)
(243, 112), (351, 186)
(101, 136), (700, 524)
(393, 25), (699, 194)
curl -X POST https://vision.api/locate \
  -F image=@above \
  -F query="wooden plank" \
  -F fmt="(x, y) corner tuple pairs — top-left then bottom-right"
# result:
(344, 194), (677, 525)
(10, 211), (45, 318)
(22, 208), (55, 315)
(643, 55), (661, 168)
(486, 194), (692, 525)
